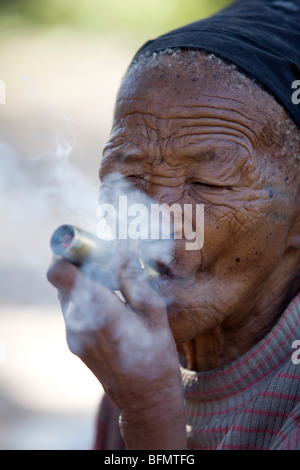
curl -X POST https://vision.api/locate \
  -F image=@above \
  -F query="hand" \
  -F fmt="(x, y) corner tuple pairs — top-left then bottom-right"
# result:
(47, 249), (187, 449)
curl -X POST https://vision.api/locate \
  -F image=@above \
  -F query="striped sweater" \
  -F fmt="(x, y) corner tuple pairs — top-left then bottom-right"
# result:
(94, 293), (300, 450)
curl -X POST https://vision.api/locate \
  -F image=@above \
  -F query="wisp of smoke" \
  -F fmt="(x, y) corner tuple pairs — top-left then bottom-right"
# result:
(0, 119), (100, 306)
(0, 114), (177, 368)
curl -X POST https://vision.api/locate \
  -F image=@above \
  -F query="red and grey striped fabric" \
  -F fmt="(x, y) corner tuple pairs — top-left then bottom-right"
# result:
(94, 293), (300, 450)
(182, 293), (300, 450)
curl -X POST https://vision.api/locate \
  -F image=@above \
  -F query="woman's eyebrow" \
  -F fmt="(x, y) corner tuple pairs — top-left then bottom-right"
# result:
(104, 143), (244, 168)
(183, 149), (220, 161)
(106, 151), (155, 165)
(181, 141), (251, 162)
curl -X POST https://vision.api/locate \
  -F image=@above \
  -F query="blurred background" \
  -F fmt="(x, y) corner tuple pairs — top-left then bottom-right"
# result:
(0, 0), (232, 450)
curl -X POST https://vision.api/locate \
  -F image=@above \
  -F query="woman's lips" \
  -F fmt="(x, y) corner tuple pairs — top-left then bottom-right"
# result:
(150, 272), (173, 292)
(155, 260), (173, 278)
(149, 261), (182, 293)
(154, 260), (192, 281)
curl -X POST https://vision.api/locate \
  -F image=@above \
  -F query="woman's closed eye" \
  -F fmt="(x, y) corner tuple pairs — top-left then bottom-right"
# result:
(192, 180), (233, 191)
(125, 175), (147, 189)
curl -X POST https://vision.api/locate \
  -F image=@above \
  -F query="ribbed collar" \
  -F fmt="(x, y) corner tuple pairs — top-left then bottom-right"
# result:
(181, 293), (300, 401)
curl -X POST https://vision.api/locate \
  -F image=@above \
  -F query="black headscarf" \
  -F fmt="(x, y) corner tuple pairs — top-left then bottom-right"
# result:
(132, 0), (300, 127)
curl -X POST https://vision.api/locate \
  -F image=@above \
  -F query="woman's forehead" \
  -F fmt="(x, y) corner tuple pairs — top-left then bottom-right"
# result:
(111, 52), (299, 192)
(117, 52), (280, 121)
(114, 59), (280, 161)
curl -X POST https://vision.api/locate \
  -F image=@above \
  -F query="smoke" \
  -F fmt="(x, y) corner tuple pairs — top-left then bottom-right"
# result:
(63, 172), (178, 370)
(0, 118), (99, 305)
(0, 110), (177, 369)
(54, 131), (99, 233)
(96, 172), (176, 261)
(0, 138), (98, 260)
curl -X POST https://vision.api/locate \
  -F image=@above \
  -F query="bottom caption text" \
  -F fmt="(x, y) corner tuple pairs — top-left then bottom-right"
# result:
(104, 453), (195, 466)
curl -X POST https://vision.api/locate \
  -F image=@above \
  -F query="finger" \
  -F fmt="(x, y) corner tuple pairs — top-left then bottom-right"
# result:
(47, 256), (114, 321)
(117, 250), (167, 327)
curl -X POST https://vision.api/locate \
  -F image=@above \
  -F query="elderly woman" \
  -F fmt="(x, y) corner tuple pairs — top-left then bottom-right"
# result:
(47, 0), (300, 450)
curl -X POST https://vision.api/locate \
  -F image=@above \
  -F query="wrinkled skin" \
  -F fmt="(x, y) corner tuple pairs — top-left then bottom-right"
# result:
(47, 53), (300, 449)
(100, 54), (300, 368)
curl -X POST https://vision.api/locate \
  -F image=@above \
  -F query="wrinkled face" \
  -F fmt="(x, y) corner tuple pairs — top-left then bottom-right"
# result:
(100, 54), (296, 343)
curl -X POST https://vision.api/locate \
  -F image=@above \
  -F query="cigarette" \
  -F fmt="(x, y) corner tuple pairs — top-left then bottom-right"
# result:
(50, 224), (160, 285)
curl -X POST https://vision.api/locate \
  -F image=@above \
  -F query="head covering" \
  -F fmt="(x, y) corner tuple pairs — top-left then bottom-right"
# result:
(132, 0), (300, 127)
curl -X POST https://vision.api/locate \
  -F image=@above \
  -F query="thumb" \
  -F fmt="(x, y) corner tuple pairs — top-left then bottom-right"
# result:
(117, 250), (168, 328)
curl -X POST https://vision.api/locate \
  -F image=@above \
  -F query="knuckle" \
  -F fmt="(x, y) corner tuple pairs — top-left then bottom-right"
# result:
(47, 258), (78, 290)
(46, 263), (59, 285)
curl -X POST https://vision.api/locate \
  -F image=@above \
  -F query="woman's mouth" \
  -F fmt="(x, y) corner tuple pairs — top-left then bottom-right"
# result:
(155, 260), (173, 278)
